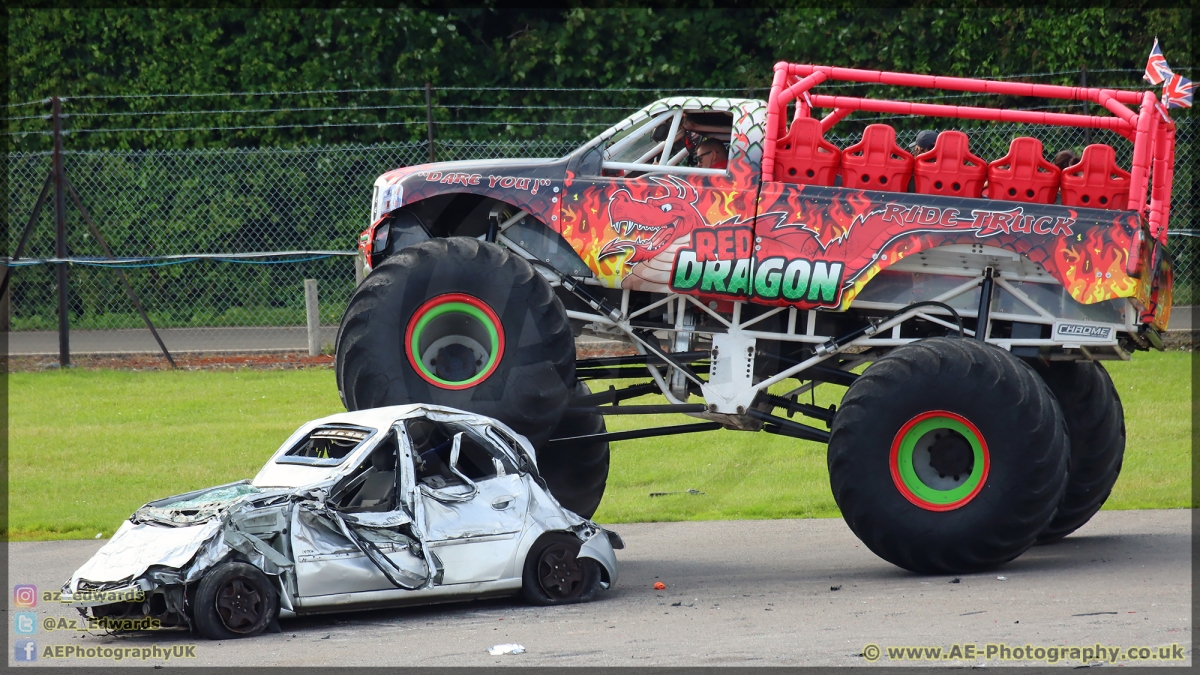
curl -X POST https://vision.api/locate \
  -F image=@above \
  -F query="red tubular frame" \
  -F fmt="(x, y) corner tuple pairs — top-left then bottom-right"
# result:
(761, 62), (1175, 237)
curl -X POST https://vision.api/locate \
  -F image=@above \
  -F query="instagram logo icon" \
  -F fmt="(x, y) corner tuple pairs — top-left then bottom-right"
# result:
(13, 585), (37, 608)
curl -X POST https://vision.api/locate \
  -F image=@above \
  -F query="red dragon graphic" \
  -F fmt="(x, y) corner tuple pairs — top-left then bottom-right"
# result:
(598, 176), (709, 265)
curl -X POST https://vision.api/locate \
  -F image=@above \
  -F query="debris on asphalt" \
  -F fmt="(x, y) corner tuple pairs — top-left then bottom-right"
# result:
(671, 601), (682, 606)
(950, 577), (961, 584)
(996, 576), (1007, 581)
(831, 585), (842, 591)
(649, 489), (705, 497)
(488, 644), (526, 656)
(654, 582), (666, 590)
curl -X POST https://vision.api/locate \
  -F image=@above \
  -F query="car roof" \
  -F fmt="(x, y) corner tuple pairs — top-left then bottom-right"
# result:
(306, 404), (497, 433)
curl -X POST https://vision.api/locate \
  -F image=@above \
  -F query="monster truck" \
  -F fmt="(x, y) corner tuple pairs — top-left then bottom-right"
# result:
(336, 62), (1175, 574)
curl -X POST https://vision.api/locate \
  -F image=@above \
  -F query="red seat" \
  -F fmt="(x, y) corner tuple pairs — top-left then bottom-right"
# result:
(912, 131), (987, 198)
(1059, 144), (1131, 209)
(839, 124), (913, 192)
(986, 137), (1061, 204)
(775, 117), (840, 186)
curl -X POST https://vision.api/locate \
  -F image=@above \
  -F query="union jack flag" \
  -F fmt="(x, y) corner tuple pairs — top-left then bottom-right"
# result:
(1144, 39), (1172, 85)
(1162, 73), (1194, 109)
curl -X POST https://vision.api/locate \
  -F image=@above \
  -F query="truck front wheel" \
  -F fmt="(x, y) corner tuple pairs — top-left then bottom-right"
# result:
(827, 337), (1069, 574)
(336, 237), (575, 448)
(540, 381), (610, 518)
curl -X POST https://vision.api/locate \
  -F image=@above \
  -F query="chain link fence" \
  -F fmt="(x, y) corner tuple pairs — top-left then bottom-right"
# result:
(4, 121), (1195, 356)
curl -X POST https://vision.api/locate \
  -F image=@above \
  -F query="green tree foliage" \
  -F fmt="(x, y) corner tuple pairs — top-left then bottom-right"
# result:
(6, 6), (1191, 151)
(4, 7), (1196, 326)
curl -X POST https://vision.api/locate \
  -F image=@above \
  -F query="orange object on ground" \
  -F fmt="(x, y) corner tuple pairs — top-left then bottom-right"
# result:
(653, 582), (666, 590)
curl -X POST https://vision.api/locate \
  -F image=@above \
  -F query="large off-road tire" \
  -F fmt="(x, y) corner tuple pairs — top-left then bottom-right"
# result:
(1035, 361), (1125, 544)
(540, 381), (610, 518)
(828, 337), (1069, 574)
(521, 533), (602, 606)
(336, 238), (575, 448)
(193, 562), (279, 640)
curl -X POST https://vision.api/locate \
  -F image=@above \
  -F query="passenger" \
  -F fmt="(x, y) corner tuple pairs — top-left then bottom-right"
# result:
(1053, 149), (1080, 170)
(1049, 150), (1080, 203)
(910, 129), (938, 155)
(695, 139), (728, 170)
(907, 130), (938, 191)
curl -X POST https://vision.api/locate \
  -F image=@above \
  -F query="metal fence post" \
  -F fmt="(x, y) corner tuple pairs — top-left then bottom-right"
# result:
(304, 279), (320, 356)
(1, 275), (10, 333)
(425, 82), (437, 162)
(51, 96), (70, 367)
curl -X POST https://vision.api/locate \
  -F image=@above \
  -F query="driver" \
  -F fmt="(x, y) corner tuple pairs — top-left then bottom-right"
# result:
(695, 139), (728, 169)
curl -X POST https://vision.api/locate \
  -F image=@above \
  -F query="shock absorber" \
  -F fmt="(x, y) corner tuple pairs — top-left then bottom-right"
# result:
(669, 297), (695, 400)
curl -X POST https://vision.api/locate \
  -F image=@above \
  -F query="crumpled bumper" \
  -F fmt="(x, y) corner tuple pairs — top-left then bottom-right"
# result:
(577, 529), (619, 588)
(61, 578), (153, 608)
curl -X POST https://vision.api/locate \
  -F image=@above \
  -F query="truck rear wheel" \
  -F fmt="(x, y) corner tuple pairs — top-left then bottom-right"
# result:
(540, 381), (610, 518)
(1035, 361), (1125, 544)
(828, 337), (1069, 574)
(336, 237), (575, 448)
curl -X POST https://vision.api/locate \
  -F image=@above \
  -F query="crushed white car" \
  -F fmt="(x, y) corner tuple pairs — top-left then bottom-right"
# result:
(62, 405), (621, 639)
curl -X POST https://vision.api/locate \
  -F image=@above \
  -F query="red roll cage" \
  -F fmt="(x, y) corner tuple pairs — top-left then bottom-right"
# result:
(761, 62), (1176, 244)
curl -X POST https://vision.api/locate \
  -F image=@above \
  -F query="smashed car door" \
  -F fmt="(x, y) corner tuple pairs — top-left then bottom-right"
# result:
(291, 430), (433, 597)
(406, 418), (528, 584)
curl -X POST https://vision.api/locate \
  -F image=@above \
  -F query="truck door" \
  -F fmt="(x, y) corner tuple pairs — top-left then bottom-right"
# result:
(559, 105), (760, 294)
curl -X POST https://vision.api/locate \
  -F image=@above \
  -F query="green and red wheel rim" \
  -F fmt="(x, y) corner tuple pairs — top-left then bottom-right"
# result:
(404, 293), (505, 390)
(889, 410), (989, 512)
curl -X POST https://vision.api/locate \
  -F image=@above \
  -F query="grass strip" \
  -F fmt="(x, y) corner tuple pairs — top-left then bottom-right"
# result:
(6, 352), (1191, 540)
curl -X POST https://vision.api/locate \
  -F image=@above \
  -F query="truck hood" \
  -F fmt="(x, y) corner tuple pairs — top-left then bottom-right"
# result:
(372, 157), (570, 227)
(377, 157), (560, 185)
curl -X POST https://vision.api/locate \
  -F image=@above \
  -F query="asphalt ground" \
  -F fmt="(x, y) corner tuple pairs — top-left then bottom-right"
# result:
(6, 307), (1195, 356)
(6, 509), (1191, 668)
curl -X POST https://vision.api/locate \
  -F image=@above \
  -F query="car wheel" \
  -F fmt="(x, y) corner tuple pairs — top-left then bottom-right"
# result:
(828, 337), (1069, 574)
(336, 237), (575, 448)
(521, 533), (602, 606)
(1035, 360), (1125, 544)
(540, 381), (610, 518)
(193, 562), (279, 640)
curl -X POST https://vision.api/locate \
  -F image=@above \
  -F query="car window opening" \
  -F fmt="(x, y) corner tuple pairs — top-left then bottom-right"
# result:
(334, 430), (399, 513)
(406, 418), (501, 489)
(278, 425), (375, 467)
(598, 109), (733, 178)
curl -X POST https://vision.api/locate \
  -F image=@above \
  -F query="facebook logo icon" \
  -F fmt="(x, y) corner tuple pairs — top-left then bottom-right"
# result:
(14, 639), (37, 662)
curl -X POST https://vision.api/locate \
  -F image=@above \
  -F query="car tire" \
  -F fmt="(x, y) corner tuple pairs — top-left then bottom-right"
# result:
(521, 533), (602, 606)
(193, 562), (279, 640)
(1035, 360), (1125, 544)
(828, 337), (1069, 574)
(540, 381), (610, 518)
(336, 237), (575, 448)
